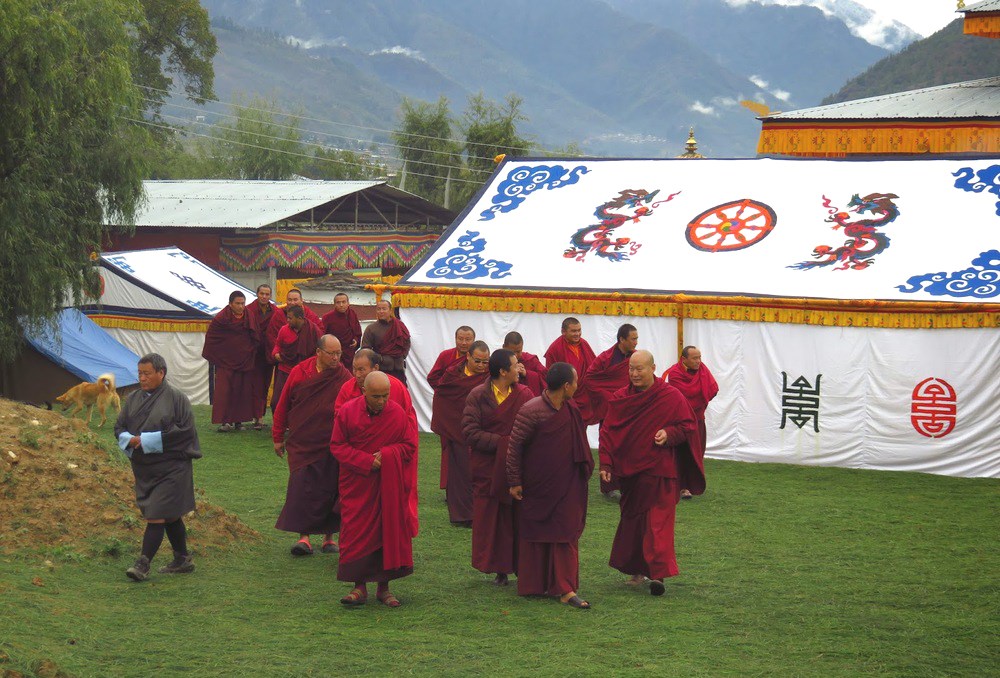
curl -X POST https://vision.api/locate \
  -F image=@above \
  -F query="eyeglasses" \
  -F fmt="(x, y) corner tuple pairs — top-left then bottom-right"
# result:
(471, 358), (489, 364)
(319, 348), (342, 357)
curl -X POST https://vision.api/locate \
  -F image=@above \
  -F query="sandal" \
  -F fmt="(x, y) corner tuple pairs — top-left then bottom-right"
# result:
(252, 422), (264, 431)
(217, 423), (234, 433)
(562, 595), (591, 609)
(340, 588), (367, 606)
(376, 591), (402, 608)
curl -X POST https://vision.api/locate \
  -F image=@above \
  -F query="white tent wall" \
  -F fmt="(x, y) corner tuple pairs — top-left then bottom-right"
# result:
(687, 320), (1000, 478)
(102, 327), (211, 404)
(402, 307), (677, 437)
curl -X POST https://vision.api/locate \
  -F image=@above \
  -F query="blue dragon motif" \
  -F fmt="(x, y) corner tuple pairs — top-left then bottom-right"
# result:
(952, 165), (1000, 216)
(426, 230), (513, 280)
(897, 250), (1000, 299)
(479, 164), (590, 221)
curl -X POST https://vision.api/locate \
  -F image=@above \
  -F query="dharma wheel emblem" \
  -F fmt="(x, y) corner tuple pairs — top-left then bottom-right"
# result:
(686, 198), (777, 252)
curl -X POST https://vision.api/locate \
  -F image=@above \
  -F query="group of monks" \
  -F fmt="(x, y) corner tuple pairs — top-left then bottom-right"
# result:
(204, 289), (720, 608)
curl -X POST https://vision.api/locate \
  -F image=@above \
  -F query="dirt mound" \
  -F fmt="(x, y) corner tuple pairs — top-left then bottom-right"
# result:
(0, 399), (258, 555)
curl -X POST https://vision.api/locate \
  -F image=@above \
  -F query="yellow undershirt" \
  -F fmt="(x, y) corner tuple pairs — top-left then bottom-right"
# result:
(492, 381), (511, 405)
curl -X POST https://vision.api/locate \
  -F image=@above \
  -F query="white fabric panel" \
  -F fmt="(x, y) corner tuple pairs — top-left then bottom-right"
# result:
(100, 268), (183, 313)
(688, 319), (1000, 478)
(103, 328), (211, 405)
(401, 307), (677, 436)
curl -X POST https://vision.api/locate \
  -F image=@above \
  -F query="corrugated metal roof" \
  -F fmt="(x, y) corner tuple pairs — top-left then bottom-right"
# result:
(961, 0), (1000, 14)
(761, 77), (1000, 121)
(132, 179), (382, 229)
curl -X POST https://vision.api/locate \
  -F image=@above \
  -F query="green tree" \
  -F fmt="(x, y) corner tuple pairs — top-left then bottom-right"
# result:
(455, 93), (532, 206)
(299, 147), (388, 181)
(0, 0), (150, 364)
(207, 97), (306, 180)
(392, 97), (461, 205)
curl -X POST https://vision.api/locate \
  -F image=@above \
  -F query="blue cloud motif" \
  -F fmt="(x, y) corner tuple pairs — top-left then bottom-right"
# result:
(952, 165), (1000, 216)
(897, 250), (1000, 299)
(479, 164), (590, 221)
(426, 230), (513, 280)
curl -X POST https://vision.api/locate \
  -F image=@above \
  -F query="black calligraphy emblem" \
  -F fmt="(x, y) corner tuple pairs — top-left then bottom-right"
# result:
(170, 271), (209, 294)
(780, 372), (822, 432)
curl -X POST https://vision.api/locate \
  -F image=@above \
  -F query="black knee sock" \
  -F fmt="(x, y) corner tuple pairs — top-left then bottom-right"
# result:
(164, 518), (188, 556)
(141, 523), (166, 560)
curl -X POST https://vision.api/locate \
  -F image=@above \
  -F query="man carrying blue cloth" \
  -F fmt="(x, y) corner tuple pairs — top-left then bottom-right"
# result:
(114, 353), (202, 582)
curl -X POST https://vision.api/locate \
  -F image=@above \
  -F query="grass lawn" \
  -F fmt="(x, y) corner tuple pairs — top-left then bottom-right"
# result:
(1, 405), (997, 677)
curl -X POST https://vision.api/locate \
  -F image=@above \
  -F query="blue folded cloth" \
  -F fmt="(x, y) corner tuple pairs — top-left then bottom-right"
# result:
(139, 431), (164, 454)
(117, 432), (133, 459)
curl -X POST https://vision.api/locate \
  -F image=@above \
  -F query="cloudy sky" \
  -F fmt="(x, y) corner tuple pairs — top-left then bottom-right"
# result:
(854, 0), (963, 36)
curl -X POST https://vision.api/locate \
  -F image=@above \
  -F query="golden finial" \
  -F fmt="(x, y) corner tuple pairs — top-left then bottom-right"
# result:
(957, 1), (965, 9)
(677, 128), (705, 159)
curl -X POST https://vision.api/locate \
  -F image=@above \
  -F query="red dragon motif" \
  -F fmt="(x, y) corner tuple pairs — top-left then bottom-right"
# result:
(789, 192), (900, 271)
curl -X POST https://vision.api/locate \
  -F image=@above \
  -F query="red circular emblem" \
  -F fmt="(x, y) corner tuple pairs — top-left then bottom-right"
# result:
(686, 199), (777, 252)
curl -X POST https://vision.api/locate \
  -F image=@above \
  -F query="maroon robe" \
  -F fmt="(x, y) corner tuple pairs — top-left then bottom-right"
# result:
(265, 304), (322, 357)
(580, 344), (632, 493)
(270, 320), (322, 412)
(462, 382), (534, 576)
(430, 363), (488, 523)
(427, 349), (466, 390)
(362, 318), (411, 384)
(507, 393), (594, 596)
(520, 351), (548, 379)
(321, 307), (362, 370)
(330, 398), (418, 583)
(543, 336), (596, 375)
(202, 306), (261, 424)
(518, 368), (546, 397)
(246, 299), (278, 418)
(664, 361), (719, 460)
(272, 357), (353, 535)
(599, 379), (703, 581)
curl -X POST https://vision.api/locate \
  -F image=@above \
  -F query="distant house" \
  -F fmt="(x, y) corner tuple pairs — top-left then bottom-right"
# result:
(105, 179), (456, 292)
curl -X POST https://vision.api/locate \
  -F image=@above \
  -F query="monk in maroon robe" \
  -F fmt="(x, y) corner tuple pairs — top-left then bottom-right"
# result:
(245, 284), (278, 429)
(543, 317), (596, 376)
(664, 345), (719, 499)
(321, 293), (362, 371)
(201, 291), (260, 431)
(272, 335), (352, 555)
(503, 331), (547, 396)
(580, 323), (638, 497)
(431, 340), (490, 525)
(360, 299), (410, 385)
(462, 349), (533, 586)
(331, 371), (418, 608)
(600, 350), (704, 597)
(270, 305), (322, 414)
(507, 362), (594, 609)
(336, 349), (419, 532)
(264, 288), (322, 361)
(427, 326), (476, 389)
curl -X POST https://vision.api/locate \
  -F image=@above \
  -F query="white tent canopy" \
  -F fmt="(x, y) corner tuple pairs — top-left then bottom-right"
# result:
(87, 247), (252, 404)
(394, 157), (1000, 478)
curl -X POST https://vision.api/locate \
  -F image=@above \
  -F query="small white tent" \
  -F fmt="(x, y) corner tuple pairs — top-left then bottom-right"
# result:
(85, 247), (252, 404)
(389, 157), (1000, 478)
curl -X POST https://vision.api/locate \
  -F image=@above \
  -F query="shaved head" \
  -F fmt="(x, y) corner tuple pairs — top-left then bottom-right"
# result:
(628, 350), (656, 391)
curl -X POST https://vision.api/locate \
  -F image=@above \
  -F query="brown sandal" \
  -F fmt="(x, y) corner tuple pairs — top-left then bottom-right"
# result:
(376, 591), (402, 608)
(340, 588), (367, 606)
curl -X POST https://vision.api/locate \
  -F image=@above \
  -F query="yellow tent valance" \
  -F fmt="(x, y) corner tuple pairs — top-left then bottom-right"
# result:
(89, 314), (210, 333)
(964, 13), (1000, 38)
(375, 285), (1000, 330)
(757, 121), (1000, 156)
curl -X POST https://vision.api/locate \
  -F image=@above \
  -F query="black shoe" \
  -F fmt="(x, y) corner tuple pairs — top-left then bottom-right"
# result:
(321, 541), (339, 554)
(126, 556), (151, 582)
(649, 579), (666, 596)
(158, 553), (195, 574)
(603, 490), (622, 502)
(291, 540), (314, 556)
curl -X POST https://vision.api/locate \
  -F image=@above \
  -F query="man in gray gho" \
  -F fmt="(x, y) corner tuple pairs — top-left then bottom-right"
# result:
(114, 353), (202, 581)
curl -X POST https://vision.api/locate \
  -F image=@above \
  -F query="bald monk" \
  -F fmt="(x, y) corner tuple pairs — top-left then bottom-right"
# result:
(336, 348), (419, 531)
(507, 362), (594, 609)
(428, 326), (476, 389)
(600, 350), (704, 596)
(201, 291), (261, 432)
(321, 293), (363, 371)
(246, 284), (278, 429)
(502, 331), (546, 396)
(331, 371), (418, 608)
(579, 323), (638, 498)
(431, 340), (490, 526)
(272, 335), (353, 556)
(360, 299), (411, 385)
(461, 349), (534, 586)
(664, 345), (719, 500)
(543, 317), (596, 377)
(270, 305), (321, 414)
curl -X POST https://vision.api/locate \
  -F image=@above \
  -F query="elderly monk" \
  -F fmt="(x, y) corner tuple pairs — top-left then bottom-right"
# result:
(600, 350), (704, 596)
(272, 335), (353, 556)
(461, 349), (534, 586)
(335, 348), (419, 532)
(321, 293), (362, 371)
(270, 305), (322, 414)
(265, 287), (322, 357)
(580, 323), (638, 498)
(502, 331), (546, 396)
(428, 326), (476, 389)
(246, 284), (278, 430)
(331, 371), (418, 608)
(543, 317), (596, 377)
(202, 290), (261, 433)
(664, 345), (719, 500)
(431, 340), (490, 526)
(506, 362), (594, 609)
(360, 298), (411, 385)
(116, 354), (201, 582)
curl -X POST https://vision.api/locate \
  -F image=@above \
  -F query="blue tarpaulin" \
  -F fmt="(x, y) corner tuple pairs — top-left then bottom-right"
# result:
(24, 309), (140, 388)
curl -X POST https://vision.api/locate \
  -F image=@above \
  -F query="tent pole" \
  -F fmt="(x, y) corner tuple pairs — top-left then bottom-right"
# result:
(676, 310), (684, 360)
